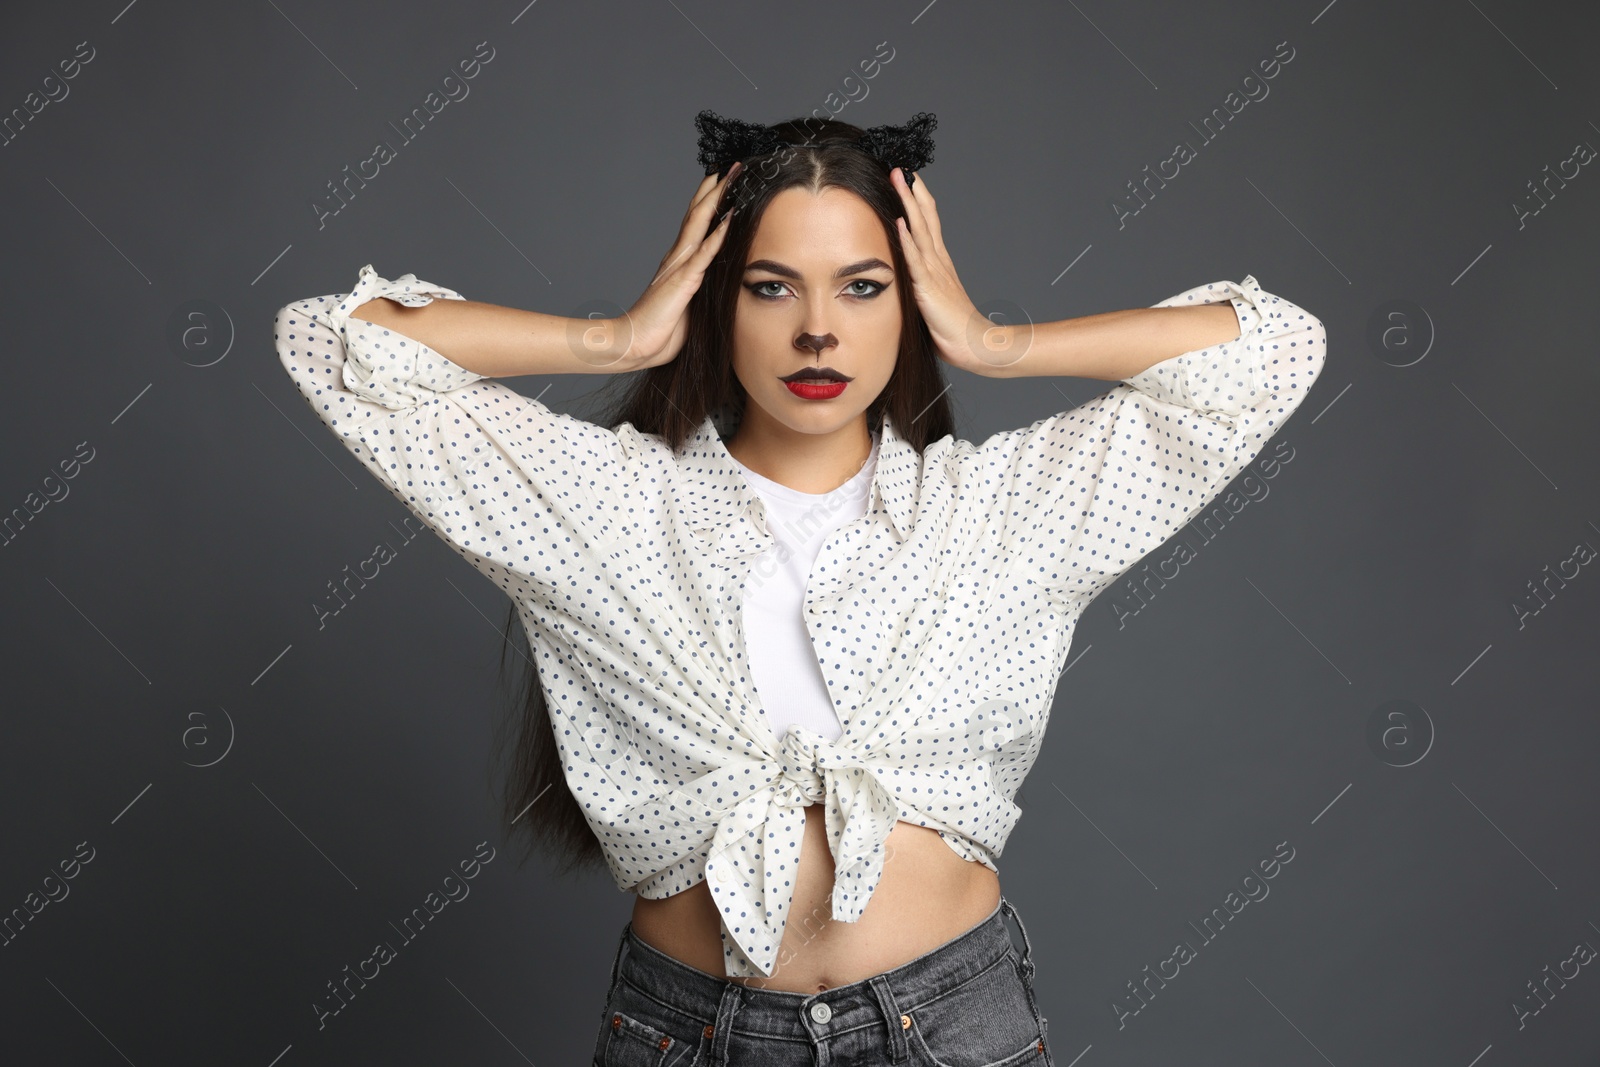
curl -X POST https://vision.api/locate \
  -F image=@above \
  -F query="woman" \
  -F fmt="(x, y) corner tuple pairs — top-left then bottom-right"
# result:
(274, 111), (1326, 1065)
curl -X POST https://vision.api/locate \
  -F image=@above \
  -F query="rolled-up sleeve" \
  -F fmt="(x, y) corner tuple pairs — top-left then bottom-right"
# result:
(977, 274), (1327, 610)
(274, 264), (638, 596)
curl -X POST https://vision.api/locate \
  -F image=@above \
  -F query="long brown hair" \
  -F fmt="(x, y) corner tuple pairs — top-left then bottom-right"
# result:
(489, 114), (958, 877)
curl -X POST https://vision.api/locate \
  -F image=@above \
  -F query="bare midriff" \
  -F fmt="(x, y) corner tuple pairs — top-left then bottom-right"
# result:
(630, 803), (1001, 993)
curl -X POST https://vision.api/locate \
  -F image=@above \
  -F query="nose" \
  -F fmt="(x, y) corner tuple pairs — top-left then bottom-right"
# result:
(795, 332), (837, 356)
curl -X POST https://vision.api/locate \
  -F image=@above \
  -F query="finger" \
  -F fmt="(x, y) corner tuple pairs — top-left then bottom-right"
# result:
(693, 162), (742, 214)
(653, 216), (713, 284)
(675, 178), (719, 240)
(679, 166), (741, 248)
(909, 175), (943, 252)
(692, 206), (736, 266)
(663, 167), (741, 275)
(676, 172), (720, 229)
(895, 215), (927, 274)
(658, 205), (735, 287)
(892, 167), (937, 260)
(908, 172), (944, 249)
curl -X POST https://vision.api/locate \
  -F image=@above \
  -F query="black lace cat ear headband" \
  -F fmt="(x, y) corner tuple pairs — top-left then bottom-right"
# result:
(694, 109), (937, 188)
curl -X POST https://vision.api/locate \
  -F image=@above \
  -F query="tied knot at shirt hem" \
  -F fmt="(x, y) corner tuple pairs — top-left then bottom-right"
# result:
(774, 723), (863, 807)
(701, 706), (1031, 979)
(704, 723), (903, 979)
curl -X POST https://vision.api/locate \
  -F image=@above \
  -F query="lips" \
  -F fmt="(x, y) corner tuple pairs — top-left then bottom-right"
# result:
(779, 367), (852, 383)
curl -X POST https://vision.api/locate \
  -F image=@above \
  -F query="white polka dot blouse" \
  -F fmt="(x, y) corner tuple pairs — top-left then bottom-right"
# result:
(274, 264), (1327, 978)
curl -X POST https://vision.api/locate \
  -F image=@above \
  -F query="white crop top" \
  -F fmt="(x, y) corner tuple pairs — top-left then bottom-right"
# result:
(731, 432), (881, 745)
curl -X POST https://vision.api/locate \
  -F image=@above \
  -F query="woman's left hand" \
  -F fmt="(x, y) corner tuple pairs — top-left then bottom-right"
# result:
(890, 167), (1006, 376)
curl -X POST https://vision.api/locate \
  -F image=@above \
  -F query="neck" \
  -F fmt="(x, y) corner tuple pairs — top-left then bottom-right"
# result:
(725, 412), (875, 494)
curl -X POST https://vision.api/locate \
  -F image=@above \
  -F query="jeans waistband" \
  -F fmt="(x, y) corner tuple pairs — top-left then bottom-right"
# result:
(605, 894), (1037, 1053)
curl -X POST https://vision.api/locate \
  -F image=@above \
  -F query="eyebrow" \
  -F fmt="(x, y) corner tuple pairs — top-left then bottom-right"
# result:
(743, 257), (894, 280)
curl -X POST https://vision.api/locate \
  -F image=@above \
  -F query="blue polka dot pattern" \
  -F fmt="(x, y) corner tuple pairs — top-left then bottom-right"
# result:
(274, 264), (1327, 978)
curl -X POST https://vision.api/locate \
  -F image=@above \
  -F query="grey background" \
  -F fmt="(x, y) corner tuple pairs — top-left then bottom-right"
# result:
(2, 0), (1596, 1063)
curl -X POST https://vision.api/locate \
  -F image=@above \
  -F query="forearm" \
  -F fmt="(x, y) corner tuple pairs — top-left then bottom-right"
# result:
(985, 302), (1241, 381)
(350, 296), (635, 378)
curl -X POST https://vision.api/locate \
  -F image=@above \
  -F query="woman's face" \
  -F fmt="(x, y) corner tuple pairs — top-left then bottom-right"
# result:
(730, 185), (901, 438)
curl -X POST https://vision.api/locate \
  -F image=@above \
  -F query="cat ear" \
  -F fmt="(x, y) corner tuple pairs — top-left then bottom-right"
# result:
(695, 110), (783, 177)
(859, 112), (938, 187)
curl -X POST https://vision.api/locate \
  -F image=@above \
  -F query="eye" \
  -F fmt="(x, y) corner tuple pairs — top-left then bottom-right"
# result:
(845, 279), (888, 298)
(746, 280), (790, 300)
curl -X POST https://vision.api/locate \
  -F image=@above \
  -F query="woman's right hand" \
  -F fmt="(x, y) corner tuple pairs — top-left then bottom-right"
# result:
(611, 163), (741, 369)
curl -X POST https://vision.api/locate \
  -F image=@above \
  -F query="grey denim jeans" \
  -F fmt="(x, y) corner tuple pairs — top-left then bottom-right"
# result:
(591, 895), (1054, 1066)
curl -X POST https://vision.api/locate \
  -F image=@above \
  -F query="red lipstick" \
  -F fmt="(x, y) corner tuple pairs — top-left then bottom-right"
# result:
(784, 380), (848, 399)
(779, 366), (852, 400)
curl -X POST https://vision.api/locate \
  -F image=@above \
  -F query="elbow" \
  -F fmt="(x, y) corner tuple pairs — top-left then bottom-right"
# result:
(273, 301), (307, 372)
(274, 298), (345, 376)
(275, 296), (325, 337)
(1274, 315), (1328, 411)
(1302, 314), (1329, 380)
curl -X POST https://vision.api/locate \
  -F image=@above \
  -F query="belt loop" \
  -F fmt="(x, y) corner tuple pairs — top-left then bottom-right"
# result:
(867, 975), (909, 1062)
(707, 982), (743, 1065)
(606, 923), (630, 1003)
(1000, 897), (1036, 986)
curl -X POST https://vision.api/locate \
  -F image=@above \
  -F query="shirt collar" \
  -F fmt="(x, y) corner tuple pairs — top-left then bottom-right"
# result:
(678, 412), (920, 548)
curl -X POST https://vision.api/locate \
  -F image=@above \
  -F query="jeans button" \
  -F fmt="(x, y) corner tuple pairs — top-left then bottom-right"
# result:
(809, 1001), (833, 1024)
